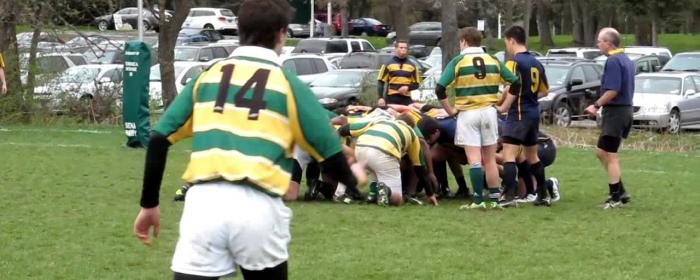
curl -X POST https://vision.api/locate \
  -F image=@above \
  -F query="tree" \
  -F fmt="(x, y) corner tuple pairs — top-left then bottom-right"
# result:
(388, 0), (409, 41)
(535, 0), (554, 47)
(569, 0), (584, 45)
(523, 0), (533, 36)
(154, 0), (190, 108)
(440, 0), (458, 70)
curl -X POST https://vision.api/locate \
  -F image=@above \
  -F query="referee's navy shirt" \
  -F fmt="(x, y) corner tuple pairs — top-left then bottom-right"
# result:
(601, 48), (635, 106)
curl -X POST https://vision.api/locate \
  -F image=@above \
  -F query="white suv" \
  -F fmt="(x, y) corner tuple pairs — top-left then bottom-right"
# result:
(546, 48), (602, 60)
(183, 8), (237, 35)
(292, 38), (376, 62)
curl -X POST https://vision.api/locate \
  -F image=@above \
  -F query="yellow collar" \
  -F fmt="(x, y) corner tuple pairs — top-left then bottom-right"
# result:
(607, 48), (624, 55)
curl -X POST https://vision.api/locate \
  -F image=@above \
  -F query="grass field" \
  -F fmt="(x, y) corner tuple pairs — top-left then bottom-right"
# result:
(2, 124), (700, 279)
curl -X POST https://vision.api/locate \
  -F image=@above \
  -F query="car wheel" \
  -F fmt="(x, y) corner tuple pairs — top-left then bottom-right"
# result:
(553, 101), (572, 127)
(142, 20), (151, 31)
(668, 109), (681, 134)
(361, 31), (368, 36)
(204, 24), (214, 30)
(97, 20), (109, 32)
(287, 29), (294, 38)
(435, 38), (441, 46)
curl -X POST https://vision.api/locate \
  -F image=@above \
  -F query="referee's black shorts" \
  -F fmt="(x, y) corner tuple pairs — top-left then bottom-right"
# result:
(597, 105), (633, 153)
(502, 118), (539, 146)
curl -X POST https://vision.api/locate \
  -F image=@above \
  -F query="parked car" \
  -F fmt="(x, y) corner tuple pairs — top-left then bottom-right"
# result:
(379, 45), (430, 59)
(16, 32), (68, 53)
(546, 48), (602, 59)
(536, 57), (604, 127)
(309, 69), (379, 108)
(183, 7), (237, 35)
(624, 46), (673, 66)
(281, 54), (334, 85)
(33, 64), (123, 107)
(20, 53), (88, 85)
(315, 13), (342, 34)
(594, 54), (663, 74)
(631, 72), (700, 133)
(174, 45), (230, 62)
(292, 38), (376, 62)
(349, 18), (390, 36)
(177, 28), (224, 44)
(386, 22), (442, 46)
(94, 7), (170, 32)
(65, 35), (112, 54)
(337, 52), (430, 77)
(84, 47), (125, 65)
(288, 20), (325, 38)
(660, 52), (700, 72)
(149, 62), (207, 107)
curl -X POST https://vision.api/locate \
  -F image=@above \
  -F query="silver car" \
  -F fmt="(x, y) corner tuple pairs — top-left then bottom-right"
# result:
(632, 72), (700, 133)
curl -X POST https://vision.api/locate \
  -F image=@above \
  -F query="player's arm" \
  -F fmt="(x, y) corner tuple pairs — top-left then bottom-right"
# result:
(377, 63), (389, 100)
(337, 120), (374, 137)
(409, 62), (421, 91)
(284, 69), (362, 195)
(436, 56), (460, 116)
(497, 60), (521, 113)
(139, 76), (198, 208)
(538, 66), (550, 99)
(408, 131), (435, 198)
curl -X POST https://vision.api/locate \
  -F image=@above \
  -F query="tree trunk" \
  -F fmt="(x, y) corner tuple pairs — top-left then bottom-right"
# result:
(570, 0), (583, 45)
(338, 0), (349, 37)
(158, 0), (190, 108)
(536, 0), (554, 47)
(389, 0), (409, 41)
(0, 0), (21, 92)
(440, 0), (458, 71)
(580, 1), (595, 46)
(634, 16), (652, 45)
(503, 0), (515, 28)
(650, 6), (658, 46)
(523, 0), (533, 36)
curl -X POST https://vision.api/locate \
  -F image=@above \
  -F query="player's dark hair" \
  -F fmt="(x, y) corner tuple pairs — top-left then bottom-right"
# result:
(417, 117), (440, 138)
(419, 104), (437, 113)
(504, 25), (527, 45)
(238, 0), (294, 49)
(394, 40), (409, 48)
(459, 27), (482, 47)
(396, 112), (416, 127)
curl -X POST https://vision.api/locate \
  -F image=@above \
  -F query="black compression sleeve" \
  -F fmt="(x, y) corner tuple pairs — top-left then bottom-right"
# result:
(337, 124), (351, 137)
(413, 166), (435, 196)
(508, 79), (522, 96)
(140, 133), (171, 208)
(320, 152), (359, 195)
(409, 82), (419, 91)
(377, 81), (385, 99)
(436, 84), (447, 100)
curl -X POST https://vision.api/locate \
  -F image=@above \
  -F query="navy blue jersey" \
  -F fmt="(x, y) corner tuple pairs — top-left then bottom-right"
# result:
(505, 51), (548, 121)
(436, 117), (457, 144)
(602, 49), (635, 106)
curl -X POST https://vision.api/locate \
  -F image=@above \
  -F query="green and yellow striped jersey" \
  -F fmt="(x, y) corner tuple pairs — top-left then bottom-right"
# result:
(153, 46), (342, 197)
(348, 119), (423, 166)
(438, 48), (518, 111)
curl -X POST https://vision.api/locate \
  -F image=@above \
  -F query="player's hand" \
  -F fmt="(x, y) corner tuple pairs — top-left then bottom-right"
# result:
(350, 161), (368, 187)
(584, 105), (598, 118)
(1, 84), (7, 95)
(398, 86), (409, 94)
(426, 195), (439, 206)
(496, 105), (507, 114)
(133, 206), (160, 246)
(377, 98), (386, 107)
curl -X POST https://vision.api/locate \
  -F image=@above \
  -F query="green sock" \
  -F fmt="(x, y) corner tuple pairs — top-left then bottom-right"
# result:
(368, 182), (377, 197)
(469, 166), (485, 203)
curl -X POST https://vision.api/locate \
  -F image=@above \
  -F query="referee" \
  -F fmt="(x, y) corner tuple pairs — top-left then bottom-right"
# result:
(585, 27), (634, 209)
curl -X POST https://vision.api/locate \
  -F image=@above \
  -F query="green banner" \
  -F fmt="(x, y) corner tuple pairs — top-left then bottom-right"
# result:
(122, 41), (151, 148)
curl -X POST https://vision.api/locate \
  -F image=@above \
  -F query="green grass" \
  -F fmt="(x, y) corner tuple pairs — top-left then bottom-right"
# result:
(2, 124), (700, 279)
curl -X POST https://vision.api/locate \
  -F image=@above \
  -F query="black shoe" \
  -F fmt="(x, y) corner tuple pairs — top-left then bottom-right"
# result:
(533, 196), (551, 207)
(174, 183), (192, 201)
(439, 186), (451, 199)
(604, 191), (631, 205)
(453, 189), (471, 199)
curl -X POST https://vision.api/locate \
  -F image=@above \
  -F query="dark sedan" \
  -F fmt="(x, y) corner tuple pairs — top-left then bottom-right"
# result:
(349, 18), (390, 36)
(177, 28), (224, 44)
(537, 58), (604, 127)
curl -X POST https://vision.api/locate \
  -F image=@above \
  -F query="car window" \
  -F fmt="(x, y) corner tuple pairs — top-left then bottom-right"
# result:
(198, 48), (214, 61)
(211, 31), (223, 41)
(181, 66), (204, 85)
(282, 60), (297, 74)
(350, 41), (361, 52)
(294, 58), (316, 75)
(693, 76), (700, 91)
(570, 66), (585, 82)
(636, 61), (650, 74)
(649, 59), (660, 71)
(583, 65), (600, 82)
(583, 51), (602, 59)
(212, 47), (228, 58)
(38, 56), (69, 73)
(220, 9), (235, 17)
(361, 41), (373, 51)
(203, 11), (216, 16)
(293, 39), (326, 53)
(326, 41), (348, 53)
(102, 69), (117, 82)
(685, 77), (697, 93)
(313, 59), (328, 72)
(68, 56), (87, 65)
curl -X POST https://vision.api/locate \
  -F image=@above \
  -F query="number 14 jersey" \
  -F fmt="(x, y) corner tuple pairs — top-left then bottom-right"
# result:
(438, 48), (518, 111)
(153, 46), (342, 197)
